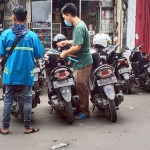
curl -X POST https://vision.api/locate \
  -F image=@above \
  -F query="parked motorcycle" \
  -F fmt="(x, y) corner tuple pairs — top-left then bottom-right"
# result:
(92, 33), (131, 94)
(104, 45), (132, 94)
(126, 44), (150, 90)
(43, 49), (79, 124)
(2, 83), (41, 120)
(33, 58), (45, 94)
(90, 49), (124, 122)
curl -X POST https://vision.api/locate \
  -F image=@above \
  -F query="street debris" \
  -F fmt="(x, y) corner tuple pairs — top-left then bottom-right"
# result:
(125, 106), (134, 109)
(50, 142), (68, 149)
(129, 107), (134, 110)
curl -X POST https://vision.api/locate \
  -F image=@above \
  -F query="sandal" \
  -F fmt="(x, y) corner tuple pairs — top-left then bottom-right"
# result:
(24, 126), (39, 134)
(75, 113), (90, 120)
(0, 127), (9, 135)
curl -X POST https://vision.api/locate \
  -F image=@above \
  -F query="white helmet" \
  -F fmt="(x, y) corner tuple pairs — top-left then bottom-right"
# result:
(93, 33), (112, 48)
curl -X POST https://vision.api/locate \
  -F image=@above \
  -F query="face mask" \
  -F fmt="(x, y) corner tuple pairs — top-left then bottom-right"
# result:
(64, 20), (72, 26)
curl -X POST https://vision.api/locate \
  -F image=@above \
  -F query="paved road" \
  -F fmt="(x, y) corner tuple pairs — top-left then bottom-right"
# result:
(0, 87), (150, 150)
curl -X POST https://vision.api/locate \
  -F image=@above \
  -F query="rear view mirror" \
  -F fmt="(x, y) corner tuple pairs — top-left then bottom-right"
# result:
(124, 46), (130, 50)
(113, 37), (118, 42)
(135, 34), (139, 40)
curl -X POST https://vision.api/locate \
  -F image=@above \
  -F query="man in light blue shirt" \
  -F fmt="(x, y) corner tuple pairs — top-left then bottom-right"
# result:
(0, 5), (44, 134)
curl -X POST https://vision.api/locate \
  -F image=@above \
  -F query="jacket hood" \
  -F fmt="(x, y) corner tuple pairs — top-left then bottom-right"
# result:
(11, 24), (28, 36)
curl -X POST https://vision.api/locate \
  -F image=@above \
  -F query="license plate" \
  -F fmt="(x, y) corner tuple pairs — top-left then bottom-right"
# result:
(97, 76), (117, 86)
(34, 68), (40, 73)
(53, 78), (74, 89)
(147, 66), (150, 73)
(118, 68), (130, 74)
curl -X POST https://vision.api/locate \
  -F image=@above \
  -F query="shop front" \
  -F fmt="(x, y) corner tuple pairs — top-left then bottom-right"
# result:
(2, 0), (116, 49)
(51, 0), (116, 39)
(0, 0), (5, 32)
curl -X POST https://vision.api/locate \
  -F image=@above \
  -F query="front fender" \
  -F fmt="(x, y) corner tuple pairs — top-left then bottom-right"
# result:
(122, 73), (130, 80)
(34, 72), (38, 81)
(59, 87), (72, 102)
(103, 85), (115, 100)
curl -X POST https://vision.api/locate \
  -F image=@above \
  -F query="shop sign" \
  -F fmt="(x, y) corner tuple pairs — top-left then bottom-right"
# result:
(0, 0), (5, 32)
(99, 0), (113, 6)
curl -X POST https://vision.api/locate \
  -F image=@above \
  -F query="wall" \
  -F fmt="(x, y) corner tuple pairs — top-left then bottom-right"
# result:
(126, 0), (136, 49)
(124, 0), (136, 59)
(135, 0), (150, 54)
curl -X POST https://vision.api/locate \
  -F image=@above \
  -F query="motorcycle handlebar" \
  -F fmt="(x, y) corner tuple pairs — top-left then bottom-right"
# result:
(46, 49), (79, 63)
(105, 44), (120, 54)
(132, 43), (145, 51)
(139, 43), (145, 48)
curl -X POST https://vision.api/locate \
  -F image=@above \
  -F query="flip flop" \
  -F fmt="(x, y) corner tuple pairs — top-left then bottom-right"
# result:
(0, 127), (9, 135)
(24, 127), (40, 134)
(75, 113), (90, 120)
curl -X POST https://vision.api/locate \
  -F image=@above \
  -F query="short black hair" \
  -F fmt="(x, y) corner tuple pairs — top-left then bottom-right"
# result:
(12, 5), (27, 22)
(61, 3), (77, 17)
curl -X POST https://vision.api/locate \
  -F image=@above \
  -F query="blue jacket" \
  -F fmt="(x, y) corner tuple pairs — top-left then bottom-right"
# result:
(0, 25), (44, 86)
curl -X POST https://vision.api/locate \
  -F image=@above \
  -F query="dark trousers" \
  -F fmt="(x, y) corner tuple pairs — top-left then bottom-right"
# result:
(74, 64), (92, 116)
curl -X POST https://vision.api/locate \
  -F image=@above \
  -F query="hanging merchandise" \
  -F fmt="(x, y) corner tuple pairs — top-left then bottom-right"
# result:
(99, 0), (113, 6)
(5, 0), (17, 11)
(4, 0), (17, 29)
(0, 0), (5, 32)
(88, 1), (99, 16)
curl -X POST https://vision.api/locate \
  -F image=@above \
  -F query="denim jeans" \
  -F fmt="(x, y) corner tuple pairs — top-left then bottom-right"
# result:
(2, 85), (32, 129)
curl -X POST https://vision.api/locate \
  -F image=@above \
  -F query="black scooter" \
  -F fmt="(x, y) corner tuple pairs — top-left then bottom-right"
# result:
(2, 74), (41, 120)
(43, 49), (79, 124)
(90, 48), (124, 122)
(104, 45), (132, 94)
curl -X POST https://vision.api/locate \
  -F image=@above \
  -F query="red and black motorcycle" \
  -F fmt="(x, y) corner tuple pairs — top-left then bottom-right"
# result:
(104, 45), (132, 94)
(126, 44), (150, 90)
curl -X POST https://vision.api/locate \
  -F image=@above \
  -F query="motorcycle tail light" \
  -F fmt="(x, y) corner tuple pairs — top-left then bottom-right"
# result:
(16, 86), (22, 91)
(118, 60), (127, 66)
(98, 69), (111, 77)
(54, 71), (70, 79)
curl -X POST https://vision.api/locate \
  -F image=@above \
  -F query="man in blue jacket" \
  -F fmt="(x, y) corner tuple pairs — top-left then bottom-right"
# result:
(0, 5), (44, 134)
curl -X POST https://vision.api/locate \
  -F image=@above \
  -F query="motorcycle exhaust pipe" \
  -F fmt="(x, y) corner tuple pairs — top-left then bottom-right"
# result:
(130, 74), (135, 83)
(71, 95), (80, 106)
(116, 92), (124, 102)
(51, 95), (60, 112)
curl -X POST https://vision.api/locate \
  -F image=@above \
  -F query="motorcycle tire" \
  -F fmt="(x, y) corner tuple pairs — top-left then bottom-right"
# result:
(65, 101), (74, 124)
(17, 99), (24, 121)
(108, 98), (117, 122)
(124, 79), (131, 94)
(34, 81), (41, 95)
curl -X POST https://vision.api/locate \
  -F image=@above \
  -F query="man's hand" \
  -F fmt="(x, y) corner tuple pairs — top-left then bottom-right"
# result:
(57, 41), (66, 48)
(60, 51), (68, 59)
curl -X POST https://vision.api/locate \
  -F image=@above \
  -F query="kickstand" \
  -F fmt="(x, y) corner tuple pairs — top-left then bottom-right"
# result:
(49, 105), (53, 114)
(92, 104), (95, 112)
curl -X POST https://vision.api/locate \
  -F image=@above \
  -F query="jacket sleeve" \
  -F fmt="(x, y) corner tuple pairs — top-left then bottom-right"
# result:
(0, 34), (7, 57)
(33, 35), (44, 58)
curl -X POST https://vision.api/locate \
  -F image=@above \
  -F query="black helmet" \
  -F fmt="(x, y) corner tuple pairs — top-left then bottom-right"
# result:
(52, 34), (66, 49)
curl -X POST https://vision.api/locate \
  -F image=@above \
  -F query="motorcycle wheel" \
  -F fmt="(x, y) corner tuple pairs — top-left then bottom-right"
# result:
(108, 98), (117, 122)
(65, 101), (74, 124)
(34, 81), (41, 95)
(124, 79), (131, 94)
